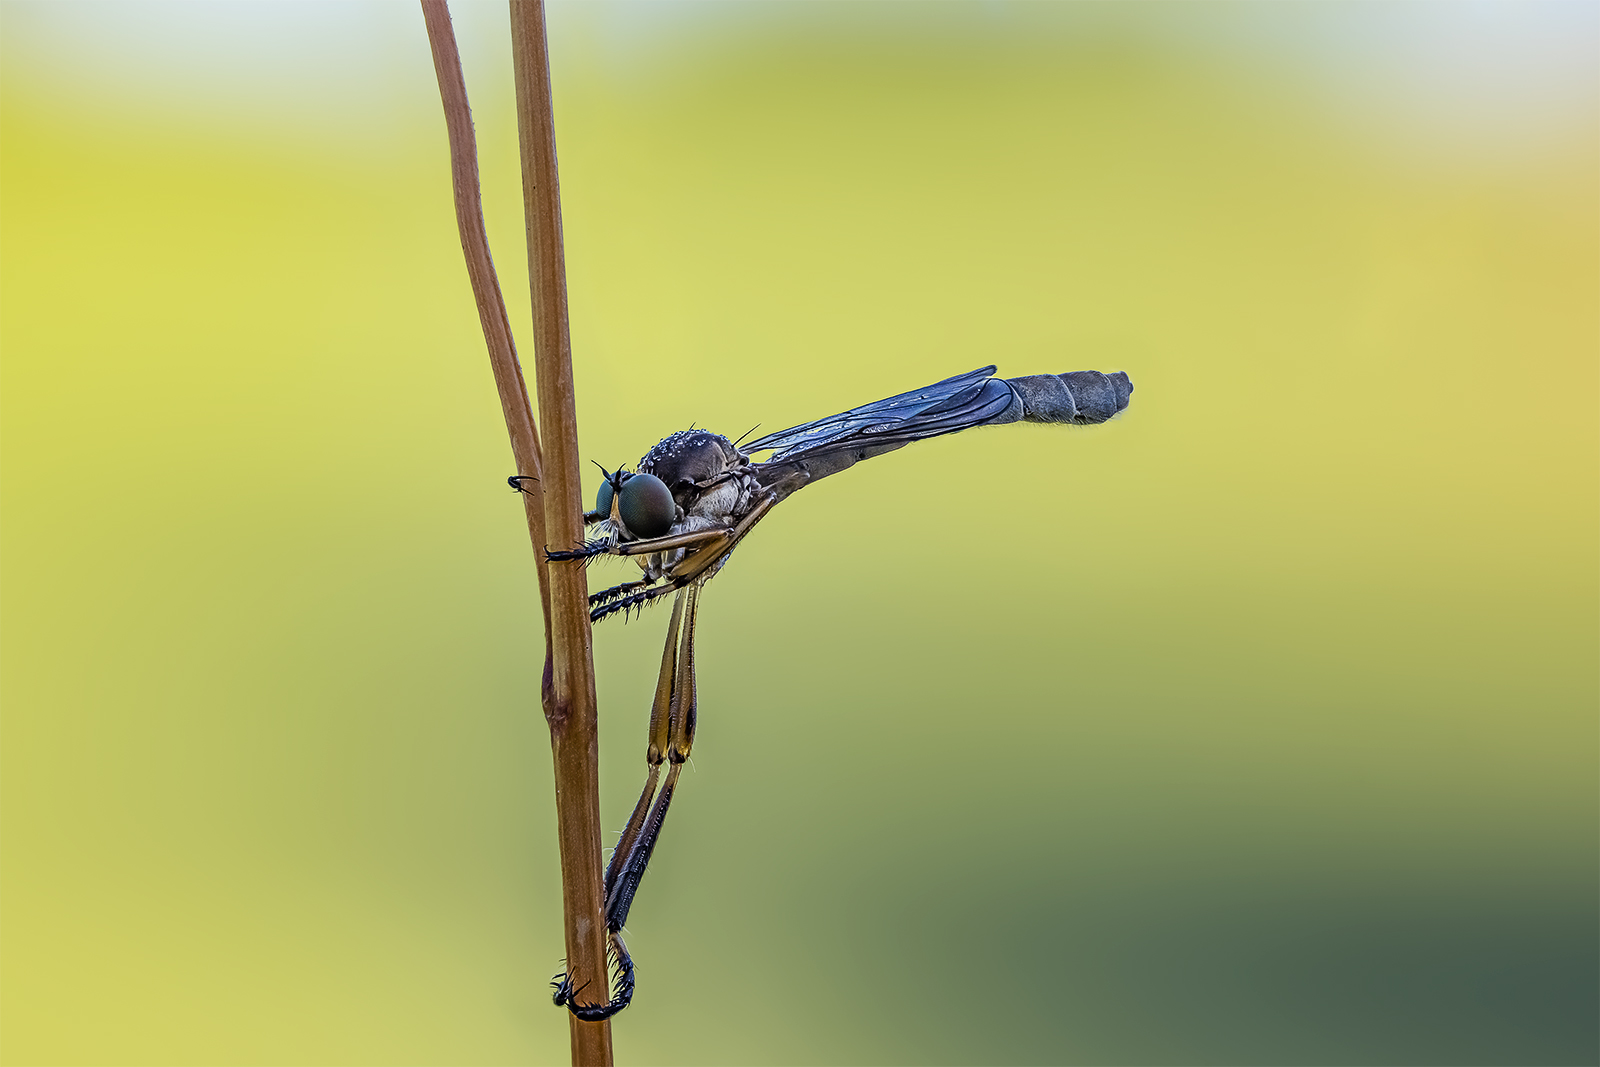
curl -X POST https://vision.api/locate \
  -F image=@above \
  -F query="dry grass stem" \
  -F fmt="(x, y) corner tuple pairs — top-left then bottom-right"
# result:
(419, 0), (551, 651)
(423, 2), (613, 1063)
(507, 2), (613, 1063)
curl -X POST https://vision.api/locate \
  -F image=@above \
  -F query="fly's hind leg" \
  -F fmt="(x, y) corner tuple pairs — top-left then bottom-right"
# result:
(553, 587), (697, 1021)
(603, 584), (699, 931)
(552, 495), (776, 1017)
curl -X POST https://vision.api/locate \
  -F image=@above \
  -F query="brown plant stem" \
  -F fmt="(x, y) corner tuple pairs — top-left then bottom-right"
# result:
(422, 3), (613, 1064)
(506, 3), (613, 1065)
(419, 0), (551, 646)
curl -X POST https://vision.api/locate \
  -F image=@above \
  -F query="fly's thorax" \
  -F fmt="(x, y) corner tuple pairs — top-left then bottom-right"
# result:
(639, 430), (744, 486)
(687, 475), (754, 525)
(638, 429), (756, 524)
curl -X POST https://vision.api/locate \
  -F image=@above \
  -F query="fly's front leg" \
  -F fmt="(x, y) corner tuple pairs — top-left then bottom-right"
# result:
(545, 539), (615, 564)
(547, 525), (732, 567)
(610, 527), (732, 558)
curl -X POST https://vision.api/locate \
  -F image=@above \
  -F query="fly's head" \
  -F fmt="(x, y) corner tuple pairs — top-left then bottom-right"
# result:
(639, 430), (752, 525)
(591, 465), (681, 542)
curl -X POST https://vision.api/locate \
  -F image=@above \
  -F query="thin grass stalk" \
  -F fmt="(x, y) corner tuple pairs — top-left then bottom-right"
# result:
(506, 2), (613, 1064)
(422, 4), (612, 1064)
(419, 0), (551, 645)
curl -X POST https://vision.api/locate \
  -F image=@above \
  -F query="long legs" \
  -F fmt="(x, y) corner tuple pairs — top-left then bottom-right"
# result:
(588, 579), (655, 613)
(553, 584), (701, 1021)
(546, 525), (733, 565)
(585, 496), (780, 624)
(550, 494), (776, 1018)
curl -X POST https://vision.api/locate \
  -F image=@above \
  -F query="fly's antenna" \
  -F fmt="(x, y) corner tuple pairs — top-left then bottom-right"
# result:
(592, 460), (635, 492)
(733, 423), (761, 448)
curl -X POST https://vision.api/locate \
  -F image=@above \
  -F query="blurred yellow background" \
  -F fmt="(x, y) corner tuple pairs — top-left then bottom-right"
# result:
(2, 2), (1595, 1064)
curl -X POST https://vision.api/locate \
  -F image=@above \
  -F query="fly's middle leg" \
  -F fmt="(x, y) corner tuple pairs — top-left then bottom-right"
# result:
(590, 579), (655, 611)
(590, 580), (680, 623)
(586, 494), (776, 623)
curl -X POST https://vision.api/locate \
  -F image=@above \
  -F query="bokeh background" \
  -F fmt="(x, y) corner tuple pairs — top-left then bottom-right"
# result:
(2, 2), (1595, 1064)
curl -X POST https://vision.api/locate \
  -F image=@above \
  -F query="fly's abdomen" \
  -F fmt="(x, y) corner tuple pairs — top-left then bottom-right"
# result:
(1006, 371), (1133, 425)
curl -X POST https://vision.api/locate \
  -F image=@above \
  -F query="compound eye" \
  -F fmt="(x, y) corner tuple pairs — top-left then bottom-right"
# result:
(617, 472), (676, 538)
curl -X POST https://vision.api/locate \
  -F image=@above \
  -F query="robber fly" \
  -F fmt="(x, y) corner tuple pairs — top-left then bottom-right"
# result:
(530, 365), (1133, 1019)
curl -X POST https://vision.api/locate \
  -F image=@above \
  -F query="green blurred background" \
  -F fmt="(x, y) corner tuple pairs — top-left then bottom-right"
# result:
(2, 2), (1595, 1064)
